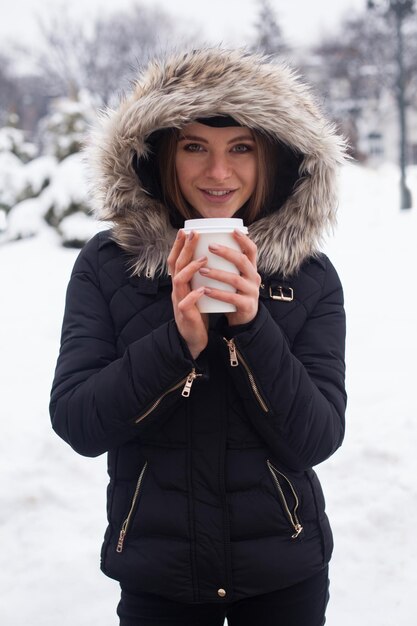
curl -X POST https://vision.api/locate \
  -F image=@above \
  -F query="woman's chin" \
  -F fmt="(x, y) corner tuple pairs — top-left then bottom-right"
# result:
(195, 207), (240, 219)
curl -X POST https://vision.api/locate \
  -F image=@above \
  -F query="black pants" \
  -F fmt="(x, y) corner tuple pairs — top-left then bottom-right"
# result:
(117, 567), (329, 626)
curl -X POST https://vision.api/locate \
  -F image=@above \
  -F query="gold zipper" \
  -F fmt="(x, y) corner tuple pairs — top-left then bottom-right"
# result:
(267, 460), (303, 539)
(223, 338), (268, 413)
(225, 338), (239, 366)
(116, 462), (148, 553)
(134, 369), (201, 424)
(181, 370), (201, 397)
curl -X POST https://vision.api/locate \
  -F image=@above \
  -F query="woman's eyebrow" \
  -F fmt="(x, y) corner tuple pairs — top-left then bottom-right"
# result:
(226, 135), (255, 144)
(178, 135), (208, 142)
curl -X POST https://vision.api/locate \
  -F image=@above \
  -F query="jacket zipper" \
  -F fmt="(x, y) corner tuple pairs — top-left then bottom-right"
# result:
(223, 338), (268, 413)
(116, 462), (148, 553)
(134, 369), (201, 424)
(267, 460), (303, 539)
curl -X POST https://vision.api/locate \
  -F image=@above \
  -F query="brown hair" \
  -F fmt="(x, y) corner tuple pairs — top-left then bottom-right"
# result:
(157, 127), (276, 224)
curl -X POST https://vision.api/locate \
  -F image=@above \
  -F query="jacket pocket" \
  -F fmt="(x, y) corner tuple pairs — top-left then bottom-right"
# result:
(267, 460), (304, 539)
(133, 369), (201, 424)
(116, 462), (148, 553)
(224, 338), (269, 413)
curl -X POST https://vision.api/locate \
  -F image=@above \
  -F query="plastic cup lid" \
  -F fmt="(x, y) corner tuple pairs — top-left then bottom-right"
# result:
(183, 218), (247, 232)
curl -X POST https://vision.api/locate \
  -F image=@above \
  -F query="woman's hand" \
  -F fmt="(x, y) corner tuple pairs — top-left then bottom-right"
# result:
(199, 229), (261, 326)
(167, 230), (209, 359)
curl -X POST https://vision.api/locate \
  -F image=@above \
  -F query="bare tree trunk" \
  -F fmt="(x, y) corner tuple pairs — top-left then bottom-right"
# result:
(393, 1), (413, 208)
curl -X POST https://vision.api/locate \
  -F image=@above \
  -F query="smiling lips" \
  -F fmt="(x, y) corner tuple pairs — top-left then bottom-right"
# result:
(200, 188), (236, 202)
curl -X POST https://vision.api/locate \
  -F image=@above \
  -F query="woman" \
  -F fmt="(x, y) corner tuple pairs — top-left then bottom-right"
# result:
(50, 47), (347, 625)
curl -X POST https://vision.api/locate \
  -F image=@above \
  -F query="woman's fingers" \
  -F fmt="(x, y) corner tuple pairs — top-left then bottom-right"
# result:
(172, 256), (207, 301)
(233, 230), (258, 266)
(167, 229), (185, 275)
(175, 231), (201, 273)
(170, 231), (209, 303)
(175, 287), (209, 359)
(204, 244), (261, 290)
(204, 286), (249, 307)
(177, 286), (206, 312)
(168, 229), (210, 359)
(168, 230), (201, 274)
(208, 237), (258, 279)
(202, 233), (260, 327)
(203, 284), (259, 326)
(199, 266), (260, 294)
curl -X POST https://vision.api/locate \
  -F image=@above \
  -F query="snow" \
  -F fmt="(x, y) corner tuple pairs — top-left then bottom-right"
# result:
(4, 196), (50, 241)
(0, 153), (58, 235)
(24, 155), (58, 196)
(0, 125), (36, 160)
(320, 162), (417, 625)
(59, 211), (111, 244)
(0, 151), (26, 208)
(39, 93), (97, 161)
(40, 152), (90, 219)
(2, 152), (94, 244)
(0, 163), (416, 625)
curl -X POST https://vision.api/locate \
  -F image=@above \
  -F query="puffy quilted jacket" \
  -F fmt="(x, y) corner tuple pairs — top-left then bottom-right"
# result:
(50, 47), (347, 603)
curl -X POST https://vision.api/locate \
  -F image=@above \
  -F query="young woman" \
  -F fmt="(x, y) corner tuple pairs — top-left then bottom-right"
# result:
(50, 48), (347, 626)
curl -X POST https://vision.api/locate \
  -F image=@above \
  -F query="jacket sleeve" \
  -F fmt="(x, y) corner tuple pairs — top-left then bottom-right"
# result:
(222, 257), (346, 471)
(49, 237), (201, 458)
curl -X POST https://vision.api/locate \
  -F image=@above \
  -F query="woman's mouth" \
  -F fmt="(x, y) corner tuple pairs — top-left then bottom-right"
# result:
(200, 189), (236, 202)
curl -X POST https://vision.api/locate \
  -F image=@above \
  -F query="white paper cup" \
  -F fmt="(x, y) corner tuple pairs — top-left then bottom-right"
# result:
(183, 218), (248, 313)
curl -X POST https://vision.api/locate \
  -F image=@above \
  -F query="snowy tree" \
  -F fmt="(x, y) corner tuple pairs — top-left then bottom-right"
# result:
(35, 3), (187, 103)
(41, 152), (100, 248)
(311, 2), (416, 204)
(0, 150), (26, 215)
(0, 48), (49, 135)
(0, 53), (18, 126)
(314, 5), (417, 108)
(1, 92), (101, 246)
(252, 0), (288, 57)
(1, 148), (98, 247)
(30, 92), (100, 246)
(0, 122), (38, 215)
(36, 91), (96, 161)
(366, 0), (416, 208)
(0, 121), (36, 163)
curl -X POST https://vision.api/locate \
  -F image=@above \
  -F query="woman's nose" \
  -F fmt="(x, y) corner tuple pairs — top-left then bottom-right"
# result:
(205, 154), (231, 180)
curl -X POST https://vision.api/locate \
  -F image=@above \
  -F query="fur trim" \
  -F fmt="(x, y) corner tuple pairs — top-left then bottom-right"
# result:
(87, 47), (347, 277)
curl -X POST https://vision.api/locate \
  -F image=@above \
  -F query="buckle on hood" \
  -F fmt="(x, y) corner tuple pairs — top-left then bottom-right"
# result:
(269, 285), (294, 302)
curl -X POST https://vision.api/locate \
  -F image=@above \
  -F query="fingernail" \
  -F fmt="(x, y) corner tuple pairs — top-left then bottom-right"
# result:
(209, 243), (219, 251)
(199, 267), (210, 275)
(197, 286), (205, 294)
(188, 231), (195, 241)
(204, 287), (212, 294)
(234, 229), (244, 236)
(196, 256), (207, 263)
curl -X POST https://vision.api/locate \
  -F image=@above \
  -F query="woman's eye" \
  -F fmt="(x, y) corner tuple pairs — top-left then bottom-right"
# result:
(184, 143), (204, 152)
(232, 144), (252, 153)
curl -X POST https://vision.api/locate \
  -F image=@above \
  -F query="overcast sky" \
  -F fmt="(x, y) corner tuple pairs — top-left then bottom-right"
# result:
(3, 0), (367, 50)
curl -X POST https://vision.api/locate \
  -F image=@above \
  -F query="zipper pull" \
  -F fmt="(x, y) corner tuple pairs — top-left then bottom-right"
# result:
(181, 369), (200, 397)
(291, 524), (304, 539)
(225, 338), (239, 367)
(116, 528), (126, 553)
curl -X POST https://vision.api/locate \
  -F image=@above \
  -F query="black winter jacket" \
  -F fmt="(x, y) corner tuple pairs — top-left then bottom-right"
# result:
(50, 48), (347, 603)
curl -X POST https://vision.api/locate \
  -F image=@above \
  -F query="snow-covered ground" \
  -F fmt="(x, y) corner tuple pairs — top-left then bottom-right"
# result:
(0, 162), (416, 625)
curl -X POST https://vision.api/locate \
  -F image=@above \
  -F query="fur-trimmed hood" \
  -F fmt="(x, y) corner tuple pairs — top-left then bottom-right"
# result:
(88, 47), (347, 278)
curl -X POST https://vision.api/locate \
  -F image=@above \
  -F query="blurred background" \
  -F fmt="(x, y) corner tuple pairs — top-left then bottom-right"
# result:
(1, 0), (416, 241)
(0, 1), (416, 625)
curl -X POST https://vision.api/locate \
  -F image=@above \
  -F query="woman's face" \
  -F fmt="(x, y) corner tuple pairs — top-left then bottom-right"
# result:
(175, 122), (258, 219)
